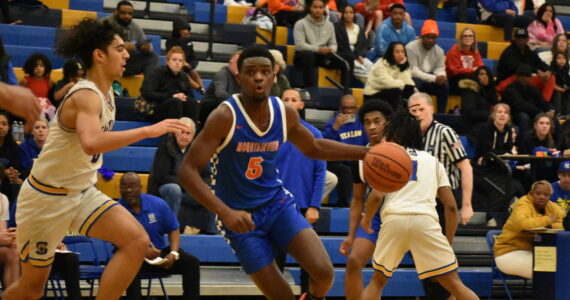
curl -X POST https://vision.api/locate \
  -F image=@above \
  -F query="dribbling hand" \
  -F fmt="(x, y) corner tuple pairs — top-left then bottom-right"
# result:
(221, 209), (255, 233)
(146, 119), (191, 138)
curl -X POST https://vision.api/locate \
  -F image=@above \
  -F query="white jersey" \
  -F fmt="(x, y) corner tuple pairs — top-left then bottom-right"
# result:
(31, 80), (115, 192)
(380, 149), (450, 221)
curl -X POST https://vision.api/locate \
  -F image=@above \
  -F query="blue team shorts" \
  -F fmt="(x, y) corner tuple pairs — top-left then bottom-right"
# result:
(217, 192), (311, 274)
(355, 214), (381, 243)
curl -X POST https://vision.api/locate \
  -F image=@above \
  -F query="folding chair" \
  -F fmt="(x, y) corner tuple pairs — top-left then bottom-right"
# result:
(486, 230), (529, 300)
(62, 236), (108, 299)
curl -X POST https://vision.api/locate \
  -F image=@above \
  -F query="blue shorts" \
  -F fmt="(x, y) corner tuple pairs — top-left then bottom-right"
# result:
(355, 214), (381, 243)
(218, 193), (311, 274)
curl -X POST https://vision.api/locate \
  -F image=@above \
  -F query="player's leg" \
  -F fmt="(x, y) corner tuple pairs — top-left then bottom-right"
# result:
(288, 228), (335, 298)
(84, 204), (149, 300)
(434, 271), (479, 300)
(361, 271), (389, 300)
(344, 238), (375, 300)
(249, 262), (297, 300)
(3, 261), (52, 300)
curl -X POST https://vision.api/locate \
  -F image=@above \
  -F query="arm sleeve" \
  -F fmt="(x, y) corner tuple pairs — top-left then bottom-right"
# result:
(328, 23), (338, 52)
(140, 69), (170, 103)
(0, 194), (9, 221)
(510, 201), (555, 232)
(6, 61), (16, 85)
(445, 48), (464, 77)
(321, 118), (341, 141)
(407, 44), (437, 82)
(555, 18), (565, 34)
(133, 23), (147, 46)
(368, 61), (405, 90)
(376, 26), (389, 56)
(294, 21), (320, 52)
(19, 143), (33, 171)
(442, 127), (468, 163)
(434, 48), (447, 77)
(213, 68), (234, 100)
(159, 200), (180, 233)
(436, 160), (451, 188)
(151, 141), (177, 186)
(310, 140), (326, 208)
(355, 26), (368, 58)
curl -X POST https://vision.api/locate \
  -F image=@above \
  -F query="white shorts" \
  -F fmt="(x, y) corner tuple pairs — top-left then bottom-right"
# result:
(372, 214), (458, 280)
(16, 176), (118, 267)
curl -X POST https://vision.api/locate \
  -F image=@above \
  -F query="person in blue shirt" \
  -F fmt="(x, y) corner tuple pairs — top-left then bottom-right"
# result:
(339, 99), (393, 300)
(178, 46), (369, 300)
(373, 4), (416, 60)
(551, 160), (570, 212)
(118, 172), (200, 300)
(322, 94), (367, 207)
(19, 118), (48, 177)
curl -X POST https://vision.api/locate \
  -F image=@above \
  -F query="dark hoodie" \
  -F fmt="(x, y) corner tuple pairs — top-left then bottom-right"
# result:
(460, 77), (497, 134)
(166, 17), (198, 69)
(496, 41), (550, 83)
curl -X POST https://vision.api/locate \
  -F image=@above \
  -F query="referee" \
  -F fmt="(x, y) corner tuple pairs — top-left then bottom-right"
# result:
(408, 92), (474, 300)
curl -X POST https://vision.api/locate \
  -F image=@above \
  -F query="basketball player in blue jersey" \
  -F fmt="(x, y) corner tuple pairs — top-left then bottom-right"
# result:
(338, 100), (393, 300)
(360, 111), (478, 300)
(4, 19), (190, 300)
(178, 46), (369, 300)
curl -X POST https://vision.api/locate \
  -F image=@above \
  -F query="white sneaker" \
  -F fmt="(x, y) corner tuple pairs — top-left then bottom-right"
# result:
(487, 218), (497, 227)
(239, 0), (252, 6)
(223, 0), (241, 6)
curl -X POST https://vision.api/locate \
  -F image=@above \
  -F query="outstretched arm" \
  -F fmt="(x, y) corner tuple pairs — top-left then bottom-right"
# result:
(361, 189), (385, 234)
(286, 105), (368, 161)
(339, 182), (367, 256)
(177, 105), (255, 233)
(69, 89), (189, 156)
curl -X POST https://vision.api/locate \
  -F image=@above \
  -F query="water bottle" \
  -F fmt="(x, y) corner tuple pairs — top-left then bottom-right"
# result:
(18, 121), (24, 143)
(11, 121), (18, 142)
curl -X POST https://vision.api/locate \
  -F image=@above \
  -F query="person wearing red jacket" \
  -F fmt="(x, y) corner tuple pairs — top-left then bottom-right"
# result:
(445, 27), (484, 92)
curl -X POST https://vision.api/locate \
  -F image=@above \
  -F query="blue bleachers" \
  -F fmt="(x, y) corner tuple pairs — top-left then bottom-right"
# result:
(103, 146), (157, 172)
(5, 45), (64, 69)
(194, 2), (227, 23)
(112, 121), (160, 146)
(0, 24), (56, 48)
(69, 0), (103, 12)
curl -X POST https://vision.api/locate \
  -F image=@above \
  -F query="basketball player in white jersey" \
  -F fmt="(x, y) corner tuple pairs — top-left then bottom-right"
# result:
(360, 111), (478, 300)
(3, 19), (190, 300)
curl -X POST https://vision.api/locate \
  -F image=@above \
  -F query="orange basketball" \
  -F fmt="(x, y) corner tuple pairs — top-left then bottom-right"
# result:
(363, 142), (413, 193)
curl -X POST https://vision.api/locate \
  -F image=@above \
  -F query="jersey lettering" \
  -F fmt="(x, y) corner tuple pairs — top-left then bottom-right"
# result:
(245, 157), (263, 179)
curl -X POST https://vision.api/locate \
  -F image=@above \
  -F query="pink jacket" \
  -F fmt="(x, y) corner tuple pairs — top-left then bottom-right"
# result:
(527, 18), (565, 50)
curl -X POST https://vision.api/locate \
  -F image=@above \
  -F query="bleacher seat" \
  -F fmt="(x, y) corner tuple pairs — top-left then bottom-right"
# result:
(102, 146), (157, 172)
(10, 6), (62, 28)
(0, 24), (56, 48)
(113, 121), (160, 146)
(6, 45), (65, 69)
(70, 0), (104, 12)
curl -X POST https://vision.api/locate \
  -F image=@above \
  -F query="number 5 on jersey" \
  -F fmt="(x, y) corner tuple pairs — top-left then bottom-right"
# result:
(246, 157), (264, 179)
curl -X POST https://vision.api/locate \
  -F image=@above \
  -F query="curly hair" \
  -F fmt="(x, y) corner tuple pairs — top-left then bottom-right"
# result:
(382, 110), (423, 150)
(56, 18), (122, 69)
(23, 53), (52, 77)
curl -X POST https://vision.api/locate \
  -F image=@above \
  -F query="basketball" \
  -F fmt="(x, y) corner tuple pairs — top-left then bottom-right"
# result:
(363, 142), (413, 193)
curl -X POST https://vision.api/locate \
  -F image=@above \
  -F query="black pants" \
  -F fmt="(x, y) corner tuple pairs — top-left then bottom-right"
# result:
(153, 97), (198, 123)
(485, 13), (532, 41)
(326, 161), (352, 207)
(124, 51), (161, 77)
(275, 208), (310, 293)
(198, 98), (223, 126)
(51, 252), (82, 300)
(126, 247), (200, 300)
(293, 51), (351, 89)
(418, 0), (468, 22)
(274, 10), (304, 27)
(0, 0), (12, 24)
(413, 78), (450, 113)
(363, 86), (415, 111)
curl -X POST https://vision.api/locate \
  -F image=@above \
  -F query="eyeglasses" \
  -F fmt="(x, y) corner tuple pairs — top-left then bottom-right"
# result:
(462, 34), (474, 38)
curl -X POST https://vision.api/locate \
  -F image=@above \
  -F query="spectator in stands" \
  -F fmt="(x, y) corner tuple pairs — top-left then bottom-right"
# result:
(19, 118), (47, 176)
(550, 161), (570, 211)
(494, 180), (566, 279)
(53, 59), (84, 107)
(335, 5), (368, 81)
(515, 0), (545, 17)
(0, 112), (22, 202)
(518, 113), (558, 182)
(407, 20), (449, 113)
(104, 0), (160, 77)
(322, 94), (367, 207)
(418, 0), (468, 23)
(477, 0), (532, 42)
(200, 51), (241, 125)
(527, 3), (565, 53)
(275, 89), (328, 293)
(20, 53), (55, 120)
(354, 0), (412, 39)
(268, 49), (291, 97)
(539, 33), (568, 65)
(0, 37), (16, 86)
(268, 0), (305, 27)
(459, 66), (498, 137)
(373, 4), (415, 58)
(148, 117), (196, 217)
(166, 17), (205, 94)
(0, 181), (17, 290)
(363, 41), (415, 111)
(551, 52), (570, 117)
(502, 64), (554, 135)
(119, 172), (200, 300)
(496, 28), (555, 102)
(294, 0), (350, 89)
(445, 28), (484, 92)
(472, 103), (523, 227)
(141, 46), (198, 123)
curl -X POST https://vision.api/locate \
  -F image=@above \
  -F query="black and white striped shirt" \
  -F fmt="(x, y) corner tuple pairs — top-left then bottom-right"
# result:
(422, 121), (467, 190)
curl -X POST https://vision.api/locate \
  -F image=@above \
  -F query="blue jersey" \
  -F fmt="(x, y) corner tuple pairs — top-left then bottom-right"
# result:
(211, 95), (288, 210)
